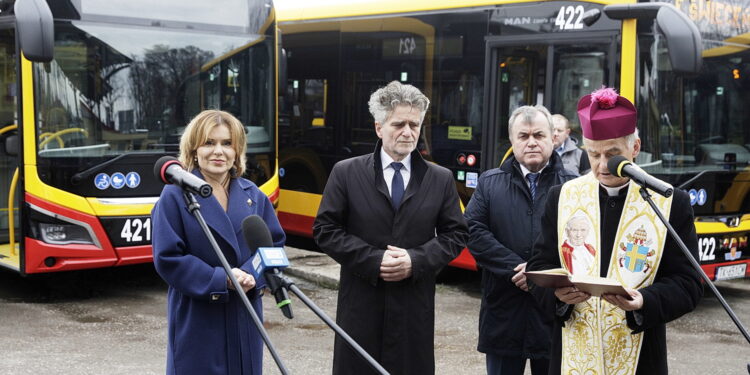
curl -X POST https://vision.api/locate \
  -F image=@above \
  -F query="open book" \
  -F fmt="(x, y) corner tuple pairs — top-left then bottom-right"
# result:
(525, 268), (632, 299)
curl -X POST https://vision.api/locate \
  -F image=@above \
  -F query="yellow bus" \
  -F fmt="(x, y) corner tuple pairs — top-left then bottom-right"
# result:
(276, 0), (750, 280)
(0, 0), (281, 274)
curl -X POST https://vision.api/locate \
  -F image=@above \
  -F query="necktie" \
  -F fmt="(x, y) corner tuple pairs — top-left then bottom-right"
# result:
(391, 162), (404, 210)
(526, 172), (539, 201)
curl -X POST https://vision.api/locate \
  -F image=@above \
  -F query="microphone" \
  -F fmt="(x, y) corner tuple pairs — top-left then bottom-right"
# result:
(607, 155), (673, 197)
(153, 156), (212, 198)
(242, 215), (293, 319)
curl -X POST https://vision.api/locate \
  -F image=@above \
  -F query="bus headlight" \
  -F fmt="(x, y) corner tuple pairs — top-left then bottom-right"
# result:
(28, 203), (100, 247)
(38, 222), (95, 245)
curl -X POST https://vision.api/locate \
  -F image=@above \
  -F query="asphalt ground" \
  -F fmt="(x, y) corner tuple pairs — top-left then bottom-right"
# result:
(0, 248), (748, 374)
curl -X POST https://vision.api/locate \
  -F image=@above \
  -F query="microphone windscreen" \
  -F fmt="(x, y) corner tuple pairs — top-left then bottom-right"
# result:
(607, 155), (629, 177)
(154, 156), (180, 184)
(242, 215), (274, 251)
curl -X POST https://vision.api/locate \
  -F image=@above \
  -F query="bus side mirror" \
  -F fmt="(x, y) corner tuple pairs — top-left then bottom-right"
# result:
(5, 134), (19, 157)
(14, 0), (54, 62)
(603, 3), (703, 75)
(655, 6), (703, 74)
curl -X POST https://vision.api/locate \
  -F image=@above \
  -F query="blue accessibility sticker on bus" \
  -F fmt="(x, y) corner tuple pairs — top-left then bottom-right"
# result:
(110, 172), (126, 189)
(697, 189), (707, 206)
(95, 173), (110, 190)
(125, 172), (141, 188)
(688, 189), (697, 206)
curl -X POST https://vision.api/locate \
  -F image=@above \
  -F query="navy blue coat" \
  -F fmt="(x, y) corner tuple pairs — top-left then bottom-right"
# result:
(152, 171), (285, 375)
(464, 154), (575, 359)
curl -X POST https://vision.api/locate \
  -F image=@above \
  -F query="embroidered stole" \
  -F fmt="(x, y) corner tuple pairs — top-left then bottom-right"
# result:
(557, 173), (672, 375)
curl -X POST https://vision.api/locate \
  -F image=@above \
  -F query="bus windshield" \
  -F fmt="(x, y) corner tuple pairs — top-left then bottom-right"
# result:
(33, 20), (275, 190)
(637, 29), (750, 215)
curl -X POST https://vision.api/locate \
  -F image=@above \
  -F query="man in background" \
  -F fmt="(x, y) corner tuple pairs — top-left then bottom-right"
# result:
(465, 105), (576, 374)
(552, 114), (590, 175)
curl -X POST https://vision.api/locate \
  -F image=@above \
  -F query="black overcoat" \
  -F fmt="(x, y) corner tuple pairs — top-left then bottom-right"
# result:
(464, 154), (576, 359)
(313, 142), (468, 375)
(527, 184), (704, 374)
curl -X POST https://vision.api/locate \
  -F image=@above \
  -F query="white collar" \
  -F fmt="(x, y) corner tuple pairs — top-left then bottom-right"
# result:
(381, 149), (411, 171)
(600, 182), (628, 197)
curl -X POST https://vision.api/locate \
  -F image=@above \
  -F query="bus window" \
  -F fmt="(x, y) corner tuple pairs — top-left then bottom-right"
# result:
(490, 49), (541, 168)
(483, 40), (612, 169)
(305, 79), (327, 127)
(34, 21), (276, 194)
(637, 29), (750, 216)
(550, 46), (610, 130)
(340, 27), (428, 156)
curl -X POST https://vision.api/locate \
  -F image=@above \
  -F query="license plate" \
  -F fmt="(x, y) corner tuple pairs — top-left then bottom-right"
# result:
(715, 264), (747, 280)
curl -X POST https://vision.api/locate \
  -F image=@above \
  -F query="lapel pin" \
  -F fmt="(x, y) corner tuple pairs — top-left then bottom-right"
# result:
(247, 198), (253, 207)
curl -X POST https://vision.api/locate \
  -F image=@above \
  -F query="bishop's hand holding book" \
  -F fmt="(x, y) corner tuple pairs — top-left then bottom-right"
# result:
(524, 268), (633, 300)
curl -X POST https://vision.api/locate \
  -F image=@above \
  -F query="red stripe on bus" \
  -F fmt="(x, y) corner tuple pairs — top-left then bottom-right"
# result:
(24, 194), (117, 273)
(115, 245), (153, 266)
(24, 238), (117, 273)
(268, 187), (280, 204)
(278, 211), (315, 237)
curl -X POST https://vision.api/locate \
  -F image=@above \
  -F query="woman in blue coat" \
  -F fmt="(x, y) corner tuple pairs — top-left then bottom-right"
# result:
(152, 110), (285, 375)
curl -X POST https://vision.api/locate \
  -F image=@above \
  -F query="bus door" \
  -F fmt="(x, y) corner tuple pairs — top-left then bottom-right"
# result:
(0, 25), (19, 270)
(481, 34), (617, 170)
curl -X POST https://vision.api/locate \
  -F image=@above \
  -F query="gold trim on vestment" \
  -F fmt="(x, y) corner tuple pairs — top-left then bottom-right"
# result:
(557, 173), (672, 375)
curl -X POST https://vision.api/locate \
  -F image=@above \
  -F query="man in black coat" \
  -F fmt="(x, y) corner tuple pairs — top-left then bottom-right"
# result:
(465, 105), (576, 375)
(527, 88), (703, 375)
(313, 81), (468, 375)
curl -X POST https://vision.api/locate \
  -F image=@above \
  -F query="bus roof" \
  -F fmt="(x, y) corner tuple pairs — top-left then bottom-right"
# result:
(276, 0), (633, 23)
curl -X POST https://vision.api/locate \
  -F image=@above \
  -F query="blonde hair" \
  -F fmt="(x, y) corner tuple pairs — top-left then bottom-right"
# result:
(178, 110), (247, 177)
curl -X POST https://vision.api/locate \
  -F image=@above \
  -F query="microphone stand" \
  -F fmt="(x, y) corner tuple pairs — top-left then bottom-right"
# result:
(266, 271), (390, 375)
(182, 191), (289, 375)
(637, 187), (750, 349)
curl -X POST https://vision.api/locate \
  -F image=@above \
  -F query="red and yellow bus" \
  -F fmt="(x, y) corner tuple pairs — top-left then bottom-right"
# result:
(0, 0), (281, 274)
(276, 0), (750, 280)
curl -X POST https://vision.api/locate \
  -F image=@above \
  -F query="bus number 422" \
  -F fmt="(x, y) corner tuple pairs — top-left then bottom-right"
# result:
(121, 218), (151, 243)
(555, 5), (585, 30)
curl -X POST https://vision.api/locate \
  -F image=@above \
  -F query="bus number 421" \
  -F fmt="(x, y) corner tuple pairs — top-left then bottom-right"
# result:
(121, 218), (151, 243)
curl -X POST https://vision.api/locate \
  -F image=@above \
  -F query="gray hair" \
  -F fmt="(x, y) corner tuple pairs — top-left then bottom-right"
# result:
(624, 129), (640, 148)
(581, 128), (640, 146)
(368, 81), (430, 124)
(508, 105), (554, 136)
